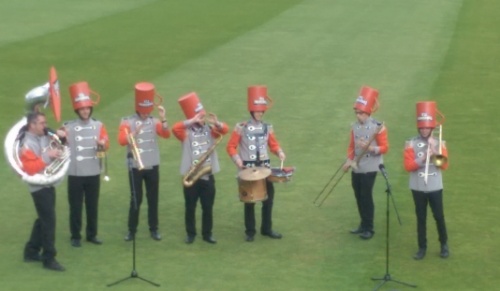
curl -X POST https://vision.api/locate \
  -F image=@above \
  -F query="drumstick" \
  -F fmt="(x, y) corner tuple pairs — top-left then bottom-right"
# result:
(280, 159), (284, 170)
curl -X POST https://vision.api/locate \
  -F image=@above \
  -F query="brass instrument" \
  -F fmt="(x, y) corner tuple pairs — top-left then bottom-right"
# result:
(125, 128), (145, 170)
(314, 123), (384, 207)
(183, 131), (223, 187)
(4, 67), (71, 186)
(97, 144), (110, 181)
(431, 125), (447, 168)
(424, 124), (447, 184)
(43, 131), (71, 176)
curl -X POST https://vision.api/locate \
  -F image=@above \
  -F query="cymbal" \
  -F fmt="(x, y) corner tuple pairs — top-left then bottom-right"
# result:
(238, 167), (271, 181)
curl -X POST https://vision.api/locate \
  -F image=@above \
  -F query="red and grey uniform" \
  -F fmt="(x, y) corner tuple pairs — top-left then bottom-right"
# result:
(19, 131), (59, 263)
(347, 118), (388, 173)
(118, 114), (170, 235)
(64, 118), (108, 241)
(227, 119), (283, 237)
(173, 120), (228, 240)
(404, 136), (447, 191)
(64, 81), (108, 243)
(347, 117), (388, 234)
(173, 92), (228, 242)
(404, 101), (449, 251)
(347, 86), (388, 236)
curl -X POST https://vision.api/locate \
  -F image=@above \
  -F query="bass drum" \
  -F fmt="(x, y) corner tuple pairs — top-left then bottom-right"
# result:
(238, 178), (268, 203)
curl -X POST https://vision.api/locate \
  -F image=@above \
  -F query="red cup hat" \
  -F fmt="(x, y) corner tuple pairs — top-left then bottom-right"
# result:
(135, 82), (162, 115)
(248, 85), (273, 112)
(178, 92), (205, 119)
(353, 86), (379, 114)
(48, 66), (61, 122)
(416, 101), (445, 128)
(69, 81), (100, 111)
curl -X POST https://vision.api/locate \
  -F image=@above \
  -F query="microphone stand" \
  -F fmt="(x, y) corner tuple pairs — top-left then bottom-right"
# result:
(371, 166), (416, 291)
(107, 154), (159, 287)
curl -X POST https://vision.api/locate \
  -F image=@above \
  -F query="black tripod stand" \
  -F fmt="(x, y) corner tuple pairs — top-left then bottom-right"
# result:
(371, 164), (416, 291)
(108, 154), (159, 287)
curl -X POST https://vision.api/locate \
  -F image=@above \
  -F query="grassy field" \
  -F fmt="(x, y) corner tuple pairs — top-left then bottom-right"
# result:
(0, 0), (499, 290)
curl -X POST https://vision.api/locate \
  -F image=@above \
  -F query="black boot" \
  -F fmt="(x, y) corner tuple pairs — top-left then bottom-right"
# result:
(440, 244), (449, 258)
(413, 248), (426, 260)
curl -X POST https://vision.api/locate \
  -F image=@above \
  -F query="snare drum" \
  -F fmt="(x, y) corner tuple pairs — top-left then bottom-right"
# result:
(238, 178), (268, 203)
(267, 166), (295, 183)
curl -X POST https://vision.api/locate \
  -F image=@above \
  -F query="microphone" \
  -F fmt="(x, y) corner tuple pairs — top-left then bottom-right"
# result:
(379, 164), (389, 179)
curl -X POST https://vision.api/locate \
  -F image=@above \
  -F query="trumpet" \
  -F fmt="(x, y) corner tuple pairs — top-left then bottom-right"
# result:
(125, 128), (145, 170)
(96, 144), (110, 181)
(314, 123), (384, 207)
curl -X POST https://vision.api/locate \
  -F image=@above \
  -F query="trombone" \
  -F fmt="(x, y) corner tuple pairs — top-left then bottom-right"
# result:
(313, 162), (348, 207)
(314, 123), (384, 207)
(423, 124), (447, 184)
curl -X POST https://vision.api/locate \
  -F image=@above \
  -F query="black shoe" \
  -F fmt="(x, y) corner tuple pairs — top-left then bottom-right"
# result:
(185, 236), (195, 244)
(350, 227), (363, 234)
(245, 235), (254, 242)
(70, 239), (82, 247)
(262, 231), (282, 239)
(150, 231), (162, 241)
(24, 253), (41, 262)
(359, 231), (374, 240)
(413, 248), (426, 260)
(43, 259), (65, 271)
(124, 232), (135, 241)
(440, 244), (449, 258)
(86, 237), (103, 245)
(203, 236), (217, 244)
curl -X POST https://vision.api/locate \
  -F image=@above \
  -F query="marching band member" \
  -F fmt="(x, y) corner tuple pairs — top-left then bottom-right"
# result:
(118, 82), (170, 241)
(172, 92), (228, 244)
(63, 82), (109, 247)
(20, 111), (66, 271)
(404, 101), (449, 260)
(342, 86), (389, 240)
(226, 85), (286, 242)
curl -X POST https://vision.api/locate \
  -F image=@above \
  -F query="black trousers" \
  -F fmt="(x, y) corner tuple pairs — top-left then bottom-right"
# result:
(128, 166), (159, 233)
(351, 171), (377, 233)
(183, 175), (216, 238)
(412, 189), (448, 249)
(244, 180), (275, 236)
(68, 175), (100, 240)
(25, 187), (57, 261)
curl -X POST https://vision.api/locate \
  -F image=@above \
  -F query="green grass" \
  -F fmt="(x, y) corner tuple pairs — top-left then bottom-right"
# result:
(0, 0), (498, 290)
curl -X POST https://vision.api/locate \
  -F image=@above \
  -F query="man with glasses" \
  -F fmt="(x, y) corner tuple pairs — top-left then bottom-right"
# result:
(20, 112), (66, 271)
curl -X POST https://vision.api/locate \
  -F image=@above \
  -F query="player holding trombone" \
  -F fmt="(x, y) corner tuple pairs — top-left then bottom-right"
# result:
(342, 86), (389, 240)
(404, 101), (449, 260)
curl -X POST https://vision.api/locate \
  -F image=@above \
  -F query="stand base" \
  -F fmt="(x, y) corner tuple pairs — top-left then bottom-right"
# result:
(372, 273), (416, 291)
(108, 270), (160, 287)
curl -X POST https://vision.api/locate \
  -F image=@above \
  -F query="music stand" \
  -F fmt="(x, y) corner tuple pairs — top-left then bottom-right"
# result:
(107, 154), (159, 287)
(371, 165), (416, 290)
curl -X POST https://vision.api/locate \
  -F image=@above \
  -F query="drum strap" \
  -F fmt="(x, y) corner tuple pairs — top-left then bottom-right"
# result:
(243, 159), (270, 168)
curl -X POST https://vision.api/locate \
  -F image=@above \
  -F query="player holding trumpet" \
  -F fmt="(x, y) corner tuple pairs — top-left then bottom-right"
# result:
(404, 101), (449, 260)
(62, 81), (109, 248)
(118, 82), (170, 242)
